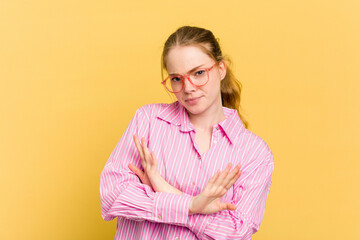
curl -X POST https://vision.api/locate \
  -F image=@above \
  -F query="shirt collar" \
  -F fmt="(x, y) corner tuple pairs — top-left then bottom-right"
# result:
(156, 101), (193, 132)
(156, 101), (245, 143)
(217, 107), (245, 144)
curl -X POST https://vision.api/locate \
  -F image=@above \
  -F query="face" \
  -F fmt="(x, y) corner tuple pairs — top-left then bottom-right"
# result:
(165, 45), (226, 117)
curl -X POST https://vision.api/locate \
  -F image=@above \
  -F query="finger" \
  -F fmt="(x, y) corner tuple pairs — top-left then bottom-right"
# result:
(225, 164), (240, 179)
(225, 170), (241, 189)
(141, 138), (152, 167)
(214, 163), (232, 185)
(150, 152), (158, 166)
(223, 164), (241, 188)
(217, 202), (237, 211)
(211, 164), (239, 194)
(207, 170), (220, 185)
(128, 163), (144, 178)
(129, 163), (151, 185)
(133, 135), (145, 160)
(225, 202), (237, 211)
(141, 138), (151, 158)
(135, 137), (147, 168)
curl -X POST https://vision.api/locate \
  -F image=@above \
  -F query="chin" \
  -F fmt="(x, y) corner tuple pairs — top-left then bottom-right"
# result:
(182, 102), (207, 115)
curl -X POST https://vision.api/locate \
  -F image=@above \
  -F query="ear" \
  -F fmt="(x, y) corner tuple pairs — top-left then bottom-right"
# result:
(218, 60), (227, 81)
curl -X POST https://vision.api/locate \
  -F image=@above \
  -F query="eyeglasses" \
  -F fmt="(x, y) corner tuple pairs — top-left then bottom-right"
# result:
(161, 62), (218, 93)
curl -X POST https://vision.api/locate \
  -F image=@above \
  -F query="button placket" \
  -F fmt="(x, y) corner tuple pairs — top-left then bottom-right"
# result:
(213, 130), (219, 145)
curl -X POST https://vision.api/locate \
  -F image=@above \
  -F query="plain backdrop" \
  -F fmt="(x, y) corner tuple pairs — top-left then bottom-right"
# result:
(1, 0), (359, 239)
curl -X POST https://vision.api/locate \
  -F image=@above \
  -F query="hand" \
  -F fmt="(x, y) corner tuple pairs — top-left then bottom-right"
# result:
(129, 134), (182, 195)
(128, 163), (152, 188)
(189, 163), (241, 215)
(132, 134), (158, 179)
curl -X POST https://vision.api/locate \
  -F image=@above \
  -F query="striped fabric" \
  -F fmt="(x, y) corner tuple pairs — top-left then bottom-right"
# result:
(100, 101), (274, 240)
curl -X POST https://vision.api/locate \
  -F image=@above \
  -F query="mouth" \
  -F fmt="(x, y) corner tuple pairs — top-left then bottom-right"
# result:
(184, 96), (202, 105)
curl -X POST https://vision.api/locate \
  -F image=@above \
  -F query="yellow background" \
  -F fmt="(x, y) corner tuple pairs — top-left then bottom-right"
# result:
(1, 0), (359, 239)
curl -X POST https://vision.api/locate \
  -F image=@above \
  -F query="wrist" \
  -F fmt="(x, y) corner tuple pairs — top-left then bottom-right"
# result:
(188, 197), (196, 215)
(150, 172), (182, 195)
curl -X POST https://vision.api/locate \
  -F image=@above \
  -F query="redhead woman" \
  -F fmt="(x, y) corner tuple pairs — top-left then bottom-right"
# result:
(100, 26), (274, 240)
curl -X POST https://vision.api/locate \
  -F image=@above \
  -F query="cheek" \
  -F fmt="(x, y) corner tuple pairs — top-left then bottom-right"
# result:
(174, 92), (183, 101)
(208, 77), (222, 93)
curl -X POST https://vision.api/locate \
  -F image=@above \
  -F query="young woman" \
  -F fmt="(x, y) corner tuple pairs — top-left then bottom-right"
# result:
(100, 26), (274, 239)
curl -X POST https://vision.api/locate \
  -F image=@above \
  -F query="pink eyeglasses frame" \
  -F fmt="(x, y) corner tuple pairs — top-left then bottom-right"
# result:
(161, 62), (218, 93)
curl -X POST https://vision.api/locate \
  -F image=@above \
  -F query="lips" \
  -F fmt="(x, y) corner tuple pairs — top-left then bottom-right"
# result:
(185, 97), (200, 102)
(184, 96), (202, 105)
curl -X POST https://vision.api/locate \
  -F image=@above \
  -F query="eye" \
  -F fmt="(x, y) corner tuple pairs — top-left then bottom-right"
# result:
(170, 76), (182, 82)
(195, 70), (205, 76)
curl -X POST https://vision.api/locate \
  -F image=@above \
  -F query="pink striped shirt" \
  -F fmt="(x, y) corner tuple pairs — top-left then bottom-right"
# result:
(100, 101), (274, 240)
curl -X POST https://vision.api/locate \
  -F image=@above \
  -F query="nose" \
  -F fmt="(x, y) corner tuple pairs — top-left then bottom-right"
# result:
(183, 77), (196, 93)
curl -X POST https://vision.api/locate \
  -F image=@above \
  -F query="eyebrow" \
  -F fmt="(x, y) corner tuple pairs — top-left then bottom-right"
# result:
(169, 64), (205, 76)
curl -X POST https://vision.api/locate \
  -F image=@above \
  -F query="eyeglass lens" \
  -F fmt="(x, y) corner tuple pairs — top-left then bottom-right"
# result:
(164, 69), (209, 93)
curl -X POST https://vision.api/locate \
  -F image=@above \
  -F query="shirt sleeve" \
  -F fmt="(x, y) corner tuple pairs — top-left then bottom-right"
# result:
(186, 151), (274, 240)
(100, 106), (192, 226)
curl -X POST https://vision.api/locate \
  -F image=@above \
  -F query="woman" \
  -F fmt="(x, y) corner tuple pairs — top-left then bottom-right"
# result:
(100, 26), (274, 239)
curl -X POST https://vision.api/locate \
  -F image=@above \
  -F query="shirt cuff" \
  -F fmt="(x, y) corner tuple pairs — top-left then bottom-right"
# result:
(188, 212), (213, 237)
(153, 192), (192, 226)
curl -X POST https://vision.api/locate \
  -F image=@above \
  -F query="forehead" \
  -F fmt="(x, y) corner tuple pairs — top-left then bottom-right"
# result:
(165, 45), (213, 74)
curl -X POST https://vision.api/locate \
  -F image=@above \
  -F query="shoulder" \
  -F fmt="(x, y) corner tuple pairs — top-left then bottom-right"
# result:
(134, 102), (178, 120)
(236, 128), (274, 165)
(240, 129), (272, 153)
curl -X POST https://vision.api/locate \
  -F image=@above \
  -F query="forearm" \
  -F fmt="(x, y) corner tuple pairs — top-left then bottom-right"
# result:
(186, 161), (273, 239)
(187, 210), (258, 240)
(150, 172), (183, 195)
(100, 169), (192, 226)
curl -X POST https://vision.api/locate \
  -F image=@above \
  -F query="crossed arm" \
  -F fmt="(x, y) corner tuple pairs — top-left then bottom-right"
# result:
(129, 135), (241, 216)
(100, 108), (273, 239)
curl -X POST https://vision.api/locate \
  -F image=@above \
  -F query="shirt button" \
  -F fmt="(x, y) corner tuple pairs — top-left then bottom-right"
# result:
(214, 140), (218, 144)
(198, 156), (201, 160)
(191, 181), (195, 186)
(158, 215), (162, 220)
(175, 237), (180, 240)
(216, 126), (219, 130)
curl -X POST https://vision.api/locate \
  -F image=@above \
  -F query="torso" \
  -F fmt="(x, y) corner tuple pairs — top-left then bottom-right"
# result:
(195, 128), (212, 155)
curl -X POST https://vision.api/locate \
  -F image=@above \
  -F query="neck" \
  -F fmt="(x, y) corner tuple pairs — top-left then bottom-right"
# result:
(187, 103), (226, 132)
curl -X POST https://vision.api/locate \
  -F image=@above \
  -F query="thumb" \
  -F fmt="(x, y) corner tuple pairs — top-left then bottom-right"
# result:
(225, 202), (237, 211)
(218, 202), (237, 211)
(128, 164), (144, 177)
